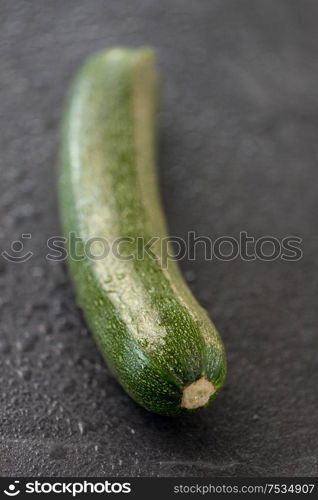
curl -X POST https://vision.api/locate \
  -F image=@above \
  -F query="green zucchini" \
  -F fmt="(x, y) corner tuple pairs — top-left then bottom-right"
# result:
(58, 47), (226, 416)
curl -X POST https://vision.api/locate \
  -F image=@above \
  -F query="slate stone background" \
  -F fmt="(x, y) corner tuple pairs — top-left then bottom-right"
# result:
(0, 0), (317, 477)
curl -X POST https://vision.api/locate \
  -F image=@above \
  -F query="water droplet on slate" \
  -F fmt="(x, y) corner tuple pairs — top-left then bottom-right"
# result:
(17, 367), (31, 381)
(185, 270), (196, 283)
(15, 333), (38, 353)
(32, 266), (44, 278)
(78, 421), (86, 435)
(49, 444), (67, 460)
(0, 340), (11, 354)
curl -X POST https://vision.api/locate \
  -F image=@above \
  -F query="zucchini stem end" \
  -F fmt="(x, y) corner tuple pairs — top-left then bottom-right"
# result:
(181, 376), (215, 410)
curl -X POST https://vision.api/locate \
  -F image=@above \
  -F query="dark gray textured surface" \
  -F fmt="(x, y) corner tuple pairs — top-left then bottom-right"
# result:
(0, 0), (317, 477)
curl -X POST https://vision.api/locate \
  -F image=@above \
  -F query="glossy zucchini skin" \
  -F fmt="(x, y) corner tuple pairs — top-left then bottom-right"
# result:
(58, 48), (226, 416)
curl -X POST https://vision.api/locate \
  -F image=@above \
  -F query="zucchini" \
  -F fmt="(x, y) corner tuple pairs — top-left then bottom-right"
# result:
(58, 47), (226, 416)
